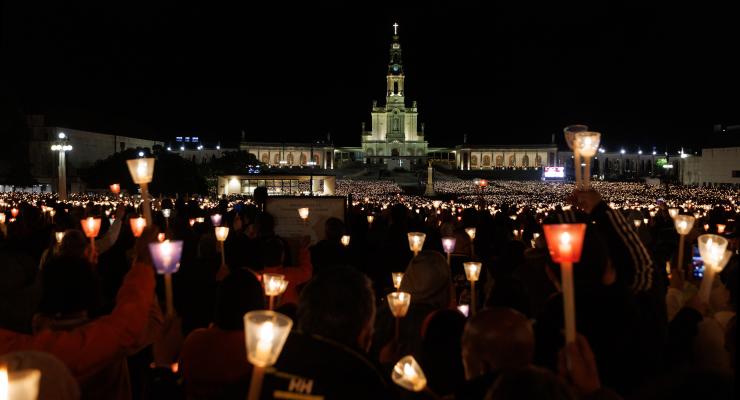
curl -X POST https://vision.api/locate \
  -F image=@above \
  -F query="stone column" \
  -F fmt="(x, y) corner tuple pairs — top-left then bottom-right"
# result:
(424, 161), (435, 196)
(323, 176), (336, 195)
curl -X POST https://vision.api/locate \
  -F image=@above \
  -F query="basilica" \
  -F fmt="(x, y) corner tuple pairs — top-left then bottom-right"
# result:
(238, 24), (561, 172)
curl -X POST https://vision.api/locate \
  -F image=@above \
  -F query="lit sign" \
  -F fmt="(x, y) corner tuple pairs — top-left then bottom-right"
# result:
(192, 137), (199, 143)
(175, 137), (183, 142)
(543, 166), (565, 178)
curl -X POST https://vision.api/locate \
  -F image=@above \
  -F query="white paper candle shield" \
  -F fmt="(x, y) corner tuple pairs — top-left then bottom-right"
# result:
(387, 292), (411, 318)
(391, 355), (427, 392)
(243, 311), (293, 368)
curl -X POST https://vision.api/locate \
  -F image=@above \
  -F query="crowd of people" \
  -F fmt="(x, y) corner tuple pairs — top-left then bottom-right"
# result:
(0, 179), (736, 399)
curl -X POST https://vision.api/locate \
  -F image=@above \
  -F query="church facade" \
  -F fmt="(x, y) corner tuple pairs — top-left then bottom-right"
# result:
(361, 24), (428, 169)
(239, 24), (560, 172)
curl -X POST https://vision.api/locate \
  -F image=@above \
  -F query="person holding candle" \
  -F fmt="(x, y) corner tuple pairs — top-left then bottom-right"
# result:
(179, 269), (265, 399)
(259, 236), (312, 306)
(456, 307), (535, 400)
(0, 228), (161, 399)
(262, 267), (392, 399)
(372, 250), (453, 364)
(309, 217), (350, 275)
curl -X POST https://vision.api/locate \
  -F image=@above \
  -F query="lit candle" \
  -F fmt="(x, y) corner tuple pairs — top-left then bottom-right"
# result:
(10, 208), (18, 218)
(367, 215), (374, 225)
(465, 227), (476, 256)
(574, 131), (600, 190)
(391, 355), (428, 393)
(542, 223), (586, 344)
(130, 217), (146, 238)
(55, 231), (64, 244)
(210, 213), (222, 227)
(388, 291), (411, 342)
(441, 236), (456, 265)
(263, 273), (288, 310)
(697, 234), (730, 303)
(0, 366), (41, 400)
(298, 207), (309, 222)
(126, 158), (155, 224)
(391, 272), (404, 291)
(244, 311), (293, 400)
(407, 232), (426, 256)
(668, 208), (679, 219)
(464, 262), (482, 315)
(717, 224), (726, 234)
(148, 240), (184, 317)
(341, 235), (351, 247)
(109, 183), (120, 194)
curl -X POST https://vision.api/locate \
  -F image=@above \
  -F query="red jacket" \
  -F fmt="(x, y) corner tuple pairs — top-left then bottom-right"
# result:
(263, 246), (313, 306)
(0, 261), (155, 383)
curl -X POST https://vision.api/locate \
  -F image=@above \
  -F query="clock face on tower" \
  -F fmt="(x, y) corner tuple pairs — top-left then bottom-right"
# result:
(392, 64), (400, 73)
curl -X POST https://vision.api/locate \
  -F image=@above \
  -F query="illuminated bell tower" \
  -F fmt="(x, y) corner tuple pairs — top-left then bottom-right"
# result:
(363, 22), (427, 168)
(386, 23), (405, 104)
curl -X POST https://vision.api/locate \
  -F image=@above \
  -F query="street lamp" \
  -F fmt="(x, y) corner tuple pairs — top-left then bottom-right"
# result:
(50, 132), (73, 200)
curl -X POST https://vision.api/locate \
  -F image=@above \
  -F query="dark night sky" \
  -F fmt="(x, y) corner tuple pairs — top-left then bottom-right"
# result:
(1, 1), (738, 151)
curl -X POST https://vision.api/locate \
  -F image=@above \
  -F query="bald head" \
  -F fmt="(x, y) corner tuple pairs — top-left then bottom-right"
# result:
(461, 307), (534, 379)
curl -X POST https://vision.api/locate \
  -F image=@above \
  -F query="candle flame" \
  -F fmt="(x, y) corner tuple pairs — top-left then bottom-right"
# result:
(0, 366), (7, 400)
(136, 160), (147, 178)
(259, 321), (275, 342)
(403, 363), (417, 379)
(560, 231), (571, 246)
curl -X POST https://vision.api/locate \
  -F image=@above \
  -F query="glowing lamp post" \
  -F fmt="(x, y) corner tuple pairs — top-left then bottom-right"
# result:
(673, 215), (695, 274)
(244, 311), (293, 400)
(442, 236), (456, 265)
(126, 158), (155, 224)
(542, 223), (586, 344)
(80, 217), (102, 256)
(130, 217), (147, 238)
(407, 232), (426, 256)
(262, 273), (288, 310)
(109, 183), (120, 195)
(388, 291), (411, 342)
(392, 355), (435, 397)
(51, 132), (73, 201)
(148, 240), (184, 317)
(465, 227), (476, 257)
(391, 272), (404, 291)
(574, 131), (600, 190)
(297, 207), (309, 224)
(0, 366), (41, 400)
(215, 226), (230, 269)
(697, 235), (730, 303)
(463, 262), (482, 315)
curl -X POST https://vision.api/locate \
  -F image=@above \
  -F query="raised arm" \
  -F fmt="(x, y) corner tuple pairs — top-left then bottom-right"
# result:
(0, 228), (158, 381)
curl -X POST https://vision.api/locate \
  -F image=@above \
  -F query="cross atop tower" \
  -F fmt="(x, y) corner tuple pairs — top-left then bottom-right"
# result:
(393, 23), (398, 35)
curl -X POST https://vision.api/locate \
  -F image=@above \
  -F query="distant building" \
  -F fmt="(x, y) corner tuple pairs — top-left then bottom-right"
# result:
(680, 147), (740, 186)
(360, 27), (427, 169)
(21, 114), (162, 192)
